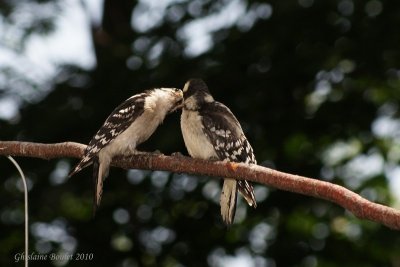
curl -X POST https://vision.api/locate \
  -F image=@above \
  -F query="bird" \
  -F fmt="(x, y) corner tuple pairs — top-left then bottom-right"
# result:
(180, 79), (257, 225)
(69, 88), (183, 214)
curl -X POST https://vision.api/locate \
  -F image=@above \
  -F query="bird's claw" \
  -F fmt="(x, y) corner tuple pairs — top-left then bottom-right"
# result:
(171, 152), (185, 158)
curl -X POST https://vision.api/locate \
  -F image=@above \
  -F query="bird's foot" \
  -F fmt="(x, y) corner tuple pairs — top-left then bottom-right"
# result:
(171, 151), (186, 158)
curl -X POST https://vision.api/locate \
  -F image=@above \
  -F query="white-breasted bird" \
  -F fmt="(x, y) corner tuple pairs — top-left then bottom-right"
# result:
(69, 88), (183, 214)
(180, 79), (257, 225)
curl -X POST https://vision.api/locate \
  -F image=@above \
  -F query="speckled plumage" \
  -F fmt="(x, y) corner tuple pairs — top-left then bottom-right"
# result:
(180, 79), (257, 225)
(70, 88), (183, 214)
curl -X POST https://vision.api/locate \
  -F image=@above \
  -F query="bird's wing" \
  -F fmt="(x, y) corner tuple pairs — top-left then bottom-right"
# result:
(200, 101), (256, 164)
(69, 94), (146, 176)
(200, 101), (257, 207)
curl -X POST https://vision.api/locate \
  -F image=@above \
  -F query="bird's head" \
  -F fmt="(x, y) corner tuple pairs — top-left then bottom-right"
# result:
(182, 79), (214, 110)
(145, 88), (183, 113)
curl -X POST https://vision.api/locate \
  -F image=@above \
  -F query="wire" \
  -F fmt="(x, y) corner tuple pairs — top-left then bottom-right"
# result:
(7, 156), (29, 267)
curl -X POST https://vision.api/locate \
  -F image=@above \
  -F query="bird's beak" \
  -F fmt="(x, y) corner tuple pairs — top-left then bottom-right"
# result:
(170, 89), (184, 113)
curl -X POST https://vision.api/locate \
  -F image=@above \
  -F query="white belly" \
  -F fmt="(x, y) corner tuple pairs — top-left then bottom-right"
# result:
(102, 109), (164, 157)
(181, 109), (218, 160)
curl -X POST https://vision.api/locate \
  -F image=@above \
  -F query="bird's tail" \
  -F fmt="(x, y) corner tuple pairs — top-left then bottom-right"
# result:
(220, 179), (257, 225)
(238, 180), (257, 208)
(92, 158), (100, 216)
(220, 178), (238, 225)
(92, 156), (109, 216)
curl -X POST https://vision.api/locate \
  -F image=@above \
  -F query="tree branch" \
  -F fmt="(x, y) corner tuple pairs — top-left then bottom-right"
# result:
(1, 141), (399, 230)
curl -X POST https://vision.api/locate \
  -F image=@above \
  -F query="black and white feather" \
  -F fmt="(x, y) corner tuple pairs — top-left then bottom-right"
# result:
(180, 79), (257, 225)
(70, 88), (183, 214)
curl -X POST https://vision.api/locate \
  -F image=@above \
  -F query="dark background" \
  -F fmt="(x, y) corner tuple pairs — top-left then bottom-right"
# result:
(1, 0), (400, 266)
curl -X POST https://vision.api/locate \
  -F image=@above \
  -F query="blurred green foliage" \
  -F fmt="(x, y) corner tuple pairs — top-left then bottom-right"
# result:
(1, 0), (400, 266)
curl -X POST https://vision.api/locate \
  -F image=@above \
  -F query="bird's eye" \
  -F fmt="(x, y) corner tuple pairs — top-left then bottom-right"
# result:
(174, 88), (181, 92)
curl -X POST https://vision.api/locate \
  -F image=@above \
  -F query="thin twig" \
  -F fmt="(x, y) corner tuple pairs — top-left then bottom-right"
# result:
(1, 141), (400, 230)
